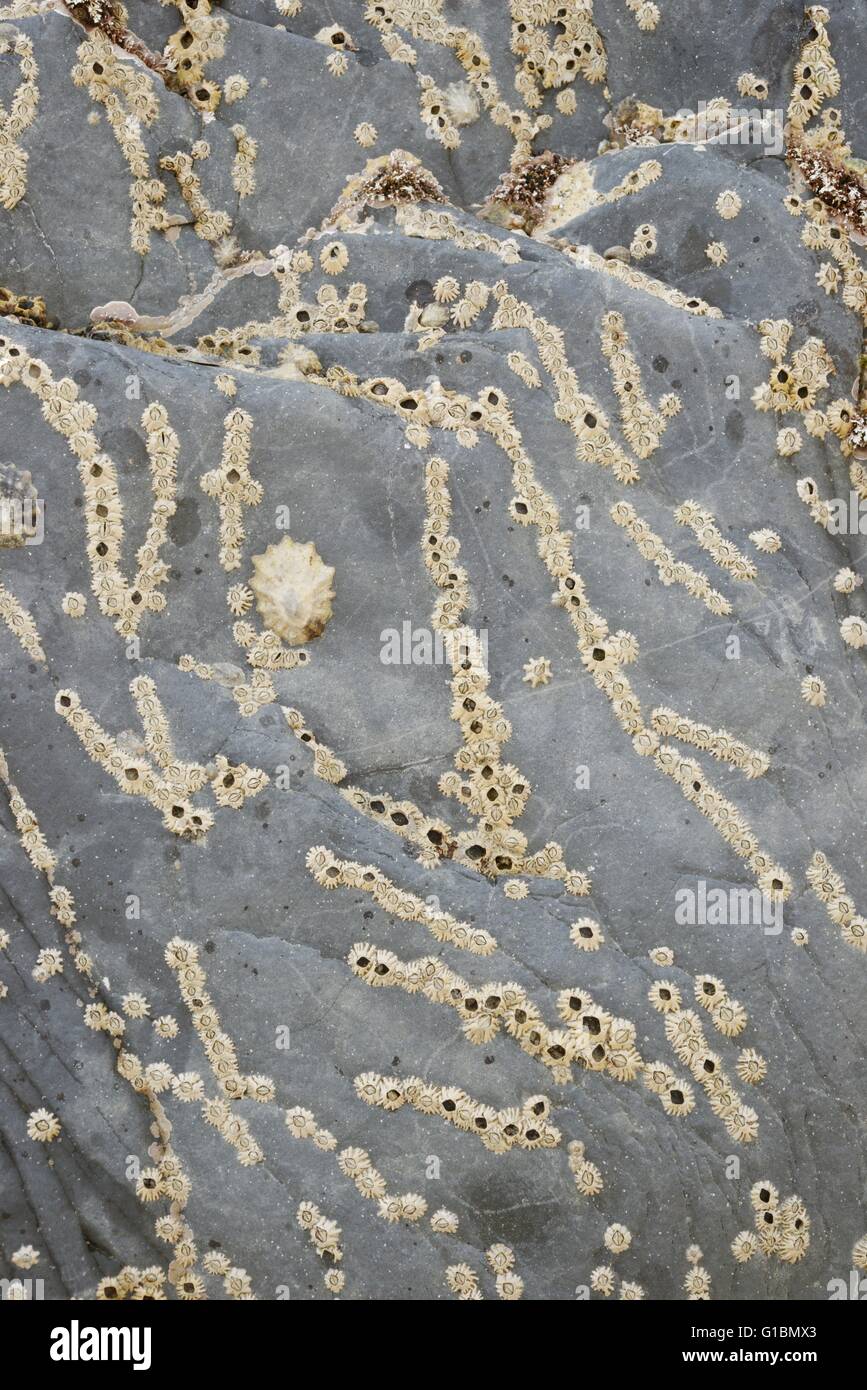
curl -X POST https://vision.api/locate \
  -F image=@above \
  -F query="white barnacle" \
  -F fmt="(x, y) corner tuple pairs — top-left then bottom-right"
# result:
(841, 615), (867, 649)
(715, 189), (742, 219)
(250, 538), (335, 644)
(749, 529), (781, 553)
(800, 674), (826, 707)
(353, 122), (378, 148)
(61, 591), (87, 618)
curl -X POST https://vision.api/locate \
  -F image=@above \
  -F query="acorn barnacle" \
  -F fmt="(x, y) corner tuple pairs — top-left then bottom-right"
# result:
(249, 537), (335, 644)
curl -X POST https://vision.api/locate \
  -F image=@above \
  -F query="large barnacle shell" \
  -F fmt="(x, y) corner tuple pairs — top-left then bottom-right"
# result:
(249, 537), (335, 644)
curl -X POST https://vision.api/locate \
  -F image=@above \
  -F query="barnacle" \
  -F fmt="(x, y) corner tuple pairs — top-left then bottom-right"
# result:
(0, 28), (39, 211)
(121, 992), (150, 1019)
(504, 879), (529, 900)
(777, 426), (803, 457)
(570, 917), (604, 952)
(26, 1108), (61, 1142)
(840, 615), (867, 648)
(590, 1265), (616, 1295)
(684, 1265), (712, 1300)
(0, 578), (44, 660)
(224, 74), (249, 104)
(486, 1243), (514, 1274)
(249, 538), (335, 644)
(834, 567), (862, 593)
(650, 946), (674, 966)
(649, 980), (681, 1013)
(750, 529), (781, 553)
(800, 674), (827, 706)
(619, 1279), (645, 1299)
(11, 1244), (39, 1269)
(496, 1271), (524, 1299)
(320, 241), (349, 275)
(430, 1207), (458, 1234)
(353, 121), (378, 147)
(522, 655), (552, 687)
(716, 189), (742, 218)
(445, 1262), (481, 1299)
(61, 591), (87, 618)
(603, 1222), (632, 1255)
(736, 1048), (767, 1084)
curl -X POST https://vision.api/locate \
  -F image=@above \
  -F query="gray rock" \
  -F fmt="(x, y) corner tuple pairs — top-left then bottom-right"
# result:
(0, 0), (865, 1304)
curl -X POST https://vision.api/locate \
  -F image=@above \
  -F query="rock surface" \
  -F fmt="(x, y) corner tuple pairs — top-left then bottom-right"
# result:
(0, 0), (866, 1302)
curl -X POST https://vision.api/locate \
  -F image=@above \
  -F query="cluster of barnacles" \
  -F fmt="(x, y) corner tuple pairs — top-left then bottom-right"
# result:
(0, 284), (52, 327)
(354, 1071), (561, 1154)
(54, 677), (267, 838)
(0, 336), (178, 637)
(200, 406), (261, 569)
(673, 501), (757, 583)
(296, 1203), (345, 1295)
(285, 1105), (336, 1152)
(395, 200), (521, 262)
(586, 1261), (644, 1300)
(509, 0), (607, 113)
(731, 1182), (811, 1264)
(409, 444), (586, 886)
(788, 142), (867, 239)
(787, 182), (867, 319)
(491, 286), (641, 483)
(347, 941), (656, 1093)
(806, 851), (867, 952)
(1, 766), (88, 1005)
(445, 1245), (525, 1301)
(567, 1139), (604, 1197)
(652, 1003), (758, 1143)
(652, 741), (792, 904)
(364, 1), (545, 155)
(160, 148), (233, 243)
(562, 238), (722, 317)
(650, 709), (769, 779)
(690, 973), (749, 1040)
(422, 453), (542, 873)
(0, 26), (39, 211)
(599, 310), (681, 458)
(319, 307), (790, 907)
(0, 576), (43, 660)
(611, 500), (731, 615)
(321, 302), (790, 910)
(335, 1144), (428, 1226)
(71, 32), (168, 253)
(325, 149), (446, 231)
(282, 711), (347, 784)
(67, 1), (170, 79)
(0, 750), (226, 1298)
(164, 936), (267, 1166)
(305, 845), (497, 955)
(787, 6), (840, 134)
(161, 0), (228, 109)
(784, 9), (867, 325)
(629, 221), (658, 258)
(755, 320), (867, 498)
